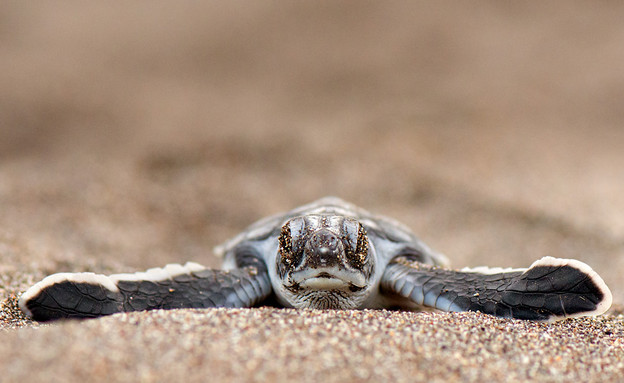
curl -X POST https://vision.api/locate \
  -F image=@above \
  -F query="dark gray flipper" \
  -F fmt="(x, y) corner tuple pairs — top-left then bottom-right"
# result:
(380, 256), (612, 321)
(19, 262), (272, 322)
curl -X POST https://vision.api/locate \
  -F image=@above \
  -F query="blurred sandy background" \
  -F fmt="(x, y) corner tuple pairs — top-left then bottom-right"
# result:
(2, 2), (624, 382)
(2, 1), (623, 294)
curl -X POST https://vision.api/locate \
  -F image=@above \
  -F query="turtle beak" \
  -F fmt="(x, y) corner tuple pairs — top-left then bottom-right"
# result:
(291, 268), (366, 290)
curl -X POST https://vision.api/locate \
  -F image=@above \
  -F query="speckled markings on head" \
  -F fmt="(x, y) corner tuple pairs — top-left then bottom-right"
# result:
(216, 196), (448, 278)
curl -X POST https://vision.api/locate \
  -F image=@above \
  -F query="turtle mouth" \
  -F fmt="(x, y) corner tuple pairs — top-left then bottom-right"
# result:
(290, 268), (366, 291)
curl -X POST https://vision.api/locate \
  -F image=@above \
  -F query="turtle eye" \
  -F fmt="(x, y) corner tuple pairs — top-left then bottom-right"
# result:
(342, 218), (360, 251)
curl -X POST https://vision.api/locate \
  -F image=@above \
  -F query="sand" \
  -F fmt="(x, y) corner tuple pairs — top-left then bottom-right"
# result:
(1, 2), (624, 382)
(1, 305), (623, 382)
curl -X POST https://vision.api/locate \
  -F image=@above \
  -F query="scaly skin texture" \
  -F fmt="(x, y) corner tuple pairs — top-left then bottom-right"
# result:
(21, 267), (271, 322)
(381, 256), (610, 321)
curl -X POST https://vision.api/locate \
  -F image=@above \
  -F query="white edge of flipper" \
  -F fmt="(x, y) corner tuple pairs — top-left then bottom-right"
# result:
(18, 272), (120, 317)
(460, 257), (613, 322)
(461, 256), (612, 322)
(19, 262), (207, 317)
(460, 266), (528, 274)
(527, 256), (613, 322)
(108, 262), (206, 283)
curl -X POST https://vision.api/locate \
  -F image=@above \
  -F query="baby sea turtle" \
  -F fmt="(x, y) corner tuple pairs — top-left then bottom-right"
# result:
(20, 197), (612, 322)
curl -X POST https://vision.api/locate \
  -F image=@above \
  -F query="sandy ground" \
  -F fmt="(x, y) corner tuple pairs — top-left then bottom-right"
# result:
(1, 2), (624, 382)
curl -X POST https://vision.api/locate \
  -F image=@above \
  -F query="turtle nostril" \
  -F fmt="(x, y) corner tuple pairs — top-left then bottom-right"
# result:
(317, 247), (334, 264)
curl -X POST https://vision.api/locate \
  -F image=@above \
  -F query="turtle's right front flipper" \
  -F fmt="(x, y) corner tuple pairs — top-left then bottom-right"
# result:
(381, 256), (612, 321)
(19, 262), (272, 322)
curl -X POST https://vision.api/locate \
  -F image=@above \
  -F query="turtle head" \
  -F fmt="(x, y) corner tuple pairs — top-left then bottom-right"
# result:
(274, 214), (376, 309)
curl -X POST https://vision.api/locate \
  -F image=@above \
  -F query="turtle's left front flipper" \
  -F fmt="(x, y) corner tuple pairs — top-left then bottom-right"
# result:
(19, 262), (272, 322)
(381, 256), (612, 321)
